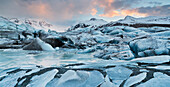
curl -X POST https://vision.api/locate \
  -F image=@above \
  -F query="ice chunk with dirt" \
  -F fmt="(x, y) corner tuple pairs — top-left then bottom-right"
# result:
(23, 38), (55, 51)
(137, 72), (170, 87)
(100, 75), (117, 87)
(131, 55), (170, 64)
(106, 66), (133, 86)
(106, 66), (132, 80)
(124, 72), (147, 87)
(147, 65), (170, 70)
(129, 37), (169, 57)
(0, 71), (26, 87)
(55, 70), (104, 87)
(27, 69), (58, 87)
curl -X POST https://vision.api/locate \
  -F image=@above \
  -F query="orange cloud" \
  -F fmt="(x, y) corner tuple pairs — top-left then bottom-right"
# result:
(94, 0), (149, 18)
(91, 8), (98, 15)
(99, 9), (148, 18)
(108, 0), (114, 6)
(121, 9), (148, 17)
(99, 10), (120, 17)
(98, 0), (114, 8)
(27, 3), (53, 19)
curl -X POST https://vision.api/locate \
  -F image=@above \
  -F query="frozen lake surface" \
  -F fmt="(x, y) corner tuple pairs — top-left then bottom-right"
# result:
(0, 49), (102, 71)
(0, 49), (169, 87)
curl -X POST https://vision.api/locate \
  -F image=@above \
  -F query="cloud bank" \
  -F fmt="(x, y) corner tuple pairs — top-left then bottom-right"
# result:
(0, 0), (169, 24)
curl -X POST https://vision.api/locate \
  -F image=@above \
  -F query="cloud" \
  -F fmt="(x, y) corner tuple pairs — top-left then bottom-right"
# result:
(98, 3), (170, 17)
(0, 0), (96, 21)
(27, 2), (53, 19)
(96, 0), (141, 16)
(99, 10), (120, 17)
(94, 0), (147, 17)
(121, 9), (148, 17)
(135, 5), (170, 16)
(0, 0), (169, 24)
(91, 8), (98, 16)
(23, 0), (96, 21)
(148, 1), (162, 5)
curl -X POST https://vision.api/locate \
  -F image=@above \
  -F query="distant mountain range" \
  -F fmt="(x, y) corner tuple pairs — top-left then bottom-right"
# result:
(117, 16), (170, 24)
(0, 16), (170, 33)
(9, 18), (57, 31)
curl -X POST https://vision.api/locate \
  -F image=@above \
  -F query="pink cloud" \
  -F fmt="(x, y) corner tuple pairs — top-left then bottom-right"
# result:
(99, 10), (120, 17)
(27, 3), (53, 19)
(0, 0), (169, 21)
(91, 8), (98, 16)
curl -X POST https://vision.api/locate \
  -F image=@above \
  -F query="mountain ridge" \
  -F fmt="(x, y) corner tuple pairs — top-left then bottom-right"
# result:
(117, 15), (170, 24)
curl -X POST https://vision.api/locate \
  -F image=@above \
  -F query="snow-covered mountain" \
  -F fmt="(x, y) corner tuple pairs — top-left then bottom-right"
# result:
(68, 18), (108, 31)
(0, 16), (41, 33)
(0, 16), (68, 33)
(117, 16), (170, 24)
(0, 16), (16, 29)
(9, 18), (57, 31)
(79, 18), (108, 26)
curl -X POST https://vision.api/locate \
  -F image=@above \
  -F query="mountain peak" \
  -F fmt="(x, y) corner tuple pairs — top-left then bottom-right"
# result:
(83, 18), (107, 26)
(124, 16), (135, 20)
(90, 18), (97, 21)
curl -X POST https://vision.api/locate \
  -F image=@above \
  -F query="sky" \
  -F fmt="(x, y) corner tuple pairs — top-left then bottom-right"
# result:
(0, 0), (170, 31)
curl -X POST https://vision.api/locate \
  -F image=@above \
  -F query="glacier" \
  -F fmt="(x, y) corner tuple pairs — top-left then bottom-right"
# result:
(0, 16), (170, 87)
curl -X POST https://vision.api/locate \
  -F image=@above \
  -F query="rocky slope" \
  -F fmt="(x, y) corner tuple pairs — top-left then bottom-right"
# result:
(0, 16), (170, 87)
